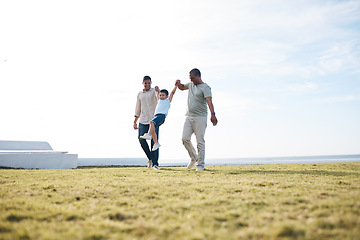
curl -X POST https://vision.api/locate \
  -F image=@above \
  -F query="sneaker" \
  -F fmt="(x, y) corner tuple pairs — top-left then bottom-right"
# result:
(140, 133), (152, 140)
(147, 160), (152, 168)
(187, 159), (198, 169)
(153, 165), (159, 170)
(196, 166), (205, 171)
(152, 142), (161, 151)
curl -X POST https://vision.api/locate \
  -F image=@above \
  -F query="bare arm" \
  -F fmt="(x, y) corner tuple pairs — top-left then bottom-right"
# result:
(175, 80), (188, 91)
(154, 86), (160, 100)
(133, 116), (139, 130)
(206, 97), (218, 126)
(168, 85), (177, 102)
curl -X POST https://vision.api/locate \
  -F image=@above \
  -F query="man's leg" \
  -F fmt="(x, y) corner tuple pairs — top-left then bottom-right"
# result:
(138, 123), (151, 161)
(182, 117), (198, 166)
(151, 125), (159, 166)
(193, 117), (207, 170)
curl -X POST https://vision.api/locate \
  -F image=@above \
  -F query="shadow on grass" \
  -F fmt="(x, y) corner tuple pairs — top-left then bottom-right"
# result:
(0, 167), (17, 169)
(222, 169), (359, 177)
(77, 165), (187, 170)
(158, 167), (185, 172)
(78, 165), (145, 169)
(77, 165), (359, 176)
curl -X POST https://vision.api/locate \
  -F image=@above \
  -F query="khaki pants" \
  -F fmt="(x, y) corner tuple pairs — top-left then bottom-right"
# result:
(182, 116), (207, 168)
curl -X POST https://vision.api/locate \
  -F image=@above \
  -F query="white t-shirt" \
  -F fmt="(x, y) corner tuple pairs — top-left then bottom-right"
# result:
(155, 99), (171, 117)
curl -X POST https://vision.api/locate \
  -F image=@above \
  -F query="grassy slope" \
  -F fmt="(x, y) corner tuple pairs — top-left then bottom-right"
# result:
(0, 162), (359, 240)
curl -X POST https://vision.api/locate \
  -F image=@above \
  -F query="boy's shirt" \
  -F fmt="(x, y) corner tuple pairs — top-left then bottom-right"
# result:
(155, 98), (171, 117)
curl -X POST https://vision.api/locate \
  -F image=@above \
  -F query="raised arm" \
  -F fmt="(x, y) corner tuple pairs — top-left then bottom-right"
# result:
(175, 80), (188, 91)
(206, 97), (218, 126)
(154, 86), (160, 100)
(169, 85), (177, 102)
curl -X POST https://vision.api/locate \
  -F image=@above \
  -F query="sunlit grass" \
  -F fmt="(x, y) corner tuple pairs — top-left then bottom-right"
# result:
(1, 162), (359, 239)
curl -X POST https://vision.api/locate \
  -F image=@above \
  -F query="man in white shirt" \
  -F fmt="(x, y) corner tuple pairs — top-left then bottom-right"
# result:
(176, 68), (218, 171)
(134, 76), (159, 168)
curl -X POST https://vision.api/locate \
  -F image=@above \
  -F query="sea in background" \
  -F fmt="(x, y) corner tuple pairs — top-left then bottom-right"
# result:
(78, 154), (360, 167)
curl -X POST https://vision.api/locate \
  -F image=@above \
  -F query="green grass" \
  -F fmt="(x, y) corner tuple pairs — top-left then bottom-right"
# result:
(0, 162), (359, 240)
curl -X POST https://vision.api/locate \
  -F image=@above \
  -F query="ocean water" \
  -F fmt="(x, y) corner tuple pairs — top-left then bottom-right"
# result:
(78, 154), (360, 167)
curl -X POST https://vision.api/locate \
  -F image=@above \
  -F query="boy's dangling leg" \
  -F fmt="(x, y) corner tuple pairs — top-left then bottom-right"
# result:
(149, 121), (158, 143)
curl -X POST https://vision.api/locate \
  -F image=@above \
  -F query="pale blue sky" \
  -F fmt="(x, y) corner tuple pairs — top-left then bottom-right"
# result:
(0, 0), (359, 160)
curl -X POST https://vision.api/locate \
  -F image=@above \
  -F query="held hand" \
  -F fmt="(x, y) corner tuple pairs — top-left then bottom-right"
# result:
(133, 123), (138, 130)
(210, 115), (218, 126)
(175, 79), (181, 86)
(154, 86), (160, 92)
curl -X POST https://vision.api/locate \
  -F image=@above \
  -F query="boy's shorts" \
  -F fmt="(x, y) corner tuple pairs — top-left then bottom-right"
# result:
(151, 114), (166, 127)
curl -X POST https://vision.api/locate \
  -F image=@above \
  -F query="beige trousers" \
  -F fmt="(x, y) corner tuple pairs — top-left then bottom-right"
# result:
(182, 116), (207, 168)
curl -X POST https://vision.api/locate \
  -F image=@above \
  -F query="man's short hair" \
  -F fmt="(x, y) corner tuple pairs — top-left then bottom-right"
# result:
(189, 68), (201, 77)
(160, 89), (169, 96)
(143, 76), (151, 82)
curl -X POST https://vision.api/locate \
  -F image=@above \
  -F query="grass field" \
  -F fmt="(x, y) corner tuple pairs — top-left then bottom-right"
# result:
(0, 162), (359, 240)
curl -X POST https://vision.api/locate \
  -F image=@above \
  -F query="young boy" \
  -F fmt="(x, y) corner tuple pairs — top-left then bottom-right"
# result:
(140, 84), (177, 169)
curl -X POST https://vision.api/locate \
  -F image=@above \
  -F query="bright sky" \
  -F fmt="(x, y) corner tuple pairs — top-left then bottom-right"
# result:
(1, 0), (359, 161)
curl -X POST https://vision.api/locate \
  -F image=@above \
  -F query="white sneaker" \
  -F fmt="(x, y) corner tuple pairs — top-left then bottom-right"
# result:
(153, 165), (159, 170)
(147, 160), (152, 168)
(196, 166), (205, 171)
(140, 133), (152, 140)
(187, 159), (198, 169)
(152, 142), (161, 151)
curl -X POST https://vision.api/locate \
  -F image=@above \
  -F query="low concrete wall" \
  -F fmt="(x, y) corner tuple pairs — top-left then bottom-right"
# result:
(0, 153), (78, 169)
(0, 140), (78, 169)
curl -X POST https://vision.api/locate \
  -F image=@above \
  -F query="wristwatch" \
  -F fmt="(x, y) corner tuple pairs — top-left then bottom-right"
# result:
(211, 112), (215, 115)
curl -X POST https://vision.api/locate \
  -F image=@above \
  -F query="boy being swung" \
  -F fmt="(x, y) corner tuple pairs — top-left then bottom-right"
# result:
(140, 84), (177, 170)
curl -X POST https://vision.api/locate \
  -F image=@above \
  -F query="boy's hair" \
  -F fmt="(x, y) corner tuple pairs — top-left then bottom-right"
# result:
(143, 76), (151, 82)
(190, 68), (201, 77)
(160, 89), (169, 96)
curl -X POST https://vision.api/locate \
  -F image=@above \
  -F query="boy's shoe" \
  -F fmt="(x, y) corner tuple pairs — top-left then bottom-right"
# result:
(152, 142), (161, 151)
(140, 133), (152, 140)
(187, 159), (198, 169)
(153, 165), (159, 170)
(147, 160), (152, 168)
(196, 166), (205, 171)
